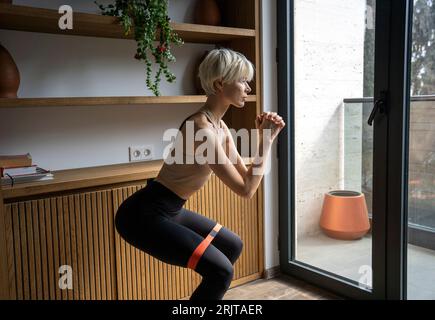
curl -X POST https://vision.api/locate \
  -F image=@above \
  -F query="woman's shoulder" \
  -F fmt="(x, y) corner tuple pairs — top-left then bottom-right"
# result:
(181, 112), (214, 131)
(220, 119), (229, 130)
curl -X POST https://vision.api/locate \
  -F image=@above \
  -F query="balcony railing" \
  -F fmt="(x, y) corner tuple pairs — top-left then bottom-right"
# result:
(342, 95), (435, 249)
(343, 94), (435, 104)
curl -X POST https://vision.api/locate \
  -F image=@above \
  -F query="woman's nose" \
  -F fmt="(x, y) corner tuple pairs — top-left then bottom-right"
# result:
(246, 83), (251, 93)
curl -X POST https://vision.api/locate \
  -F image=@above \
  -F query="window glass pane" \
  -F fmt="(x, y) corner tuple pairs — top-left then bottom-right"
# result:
(293, 0), (375, 289)
(407, 0), (435, 300)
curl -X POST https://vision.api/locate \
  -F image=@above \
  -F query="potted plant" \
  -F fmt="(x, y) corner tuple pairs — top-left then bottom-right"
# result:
(95, 0), (184, 96)
(319, 190), (371, 240)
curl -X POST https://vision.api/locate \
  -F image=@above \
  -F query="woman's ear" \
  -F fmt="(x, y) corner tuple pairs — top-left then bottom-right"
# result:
(213, 79), (223, 93)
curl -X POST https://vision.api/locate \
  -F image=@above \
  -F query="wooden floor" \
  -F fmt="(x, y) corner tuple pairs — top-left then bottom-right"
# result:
(223, 274), (342, 300)
(180, 273), (343, 300)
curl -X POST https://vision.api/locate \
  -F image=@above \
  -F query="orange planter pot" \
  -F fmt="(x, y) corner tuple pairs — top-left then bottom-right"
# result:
(320, 191), (370, 240)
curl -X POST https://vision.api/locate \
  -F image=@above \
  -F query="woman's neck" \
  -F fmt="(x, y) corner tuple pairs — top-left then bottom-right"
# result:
(202, 95), (230, 122)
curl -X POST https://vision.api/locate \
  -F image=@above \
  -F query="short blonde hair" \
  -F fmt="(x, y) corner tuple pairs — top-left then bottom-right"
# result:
(198, 48), (255, 96)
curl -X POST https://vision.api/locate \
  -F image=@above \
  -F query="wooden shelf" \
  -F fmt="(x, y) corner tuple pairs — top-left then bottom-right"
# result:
(0, 4), (256, 43)
(0, 95), (257, 108)
(2, 160), (163, 200)
(2, 157), (254, 200)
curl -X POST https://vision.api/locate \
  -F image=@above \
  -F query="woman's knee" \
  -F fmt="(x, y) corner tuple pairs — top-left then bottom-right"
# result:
(219, 230), (243, 264)
(197, 251), (234, 284)
(211, 263), (234, 289)
(216, 260), (234, 282)
(233, 235), (243, 260)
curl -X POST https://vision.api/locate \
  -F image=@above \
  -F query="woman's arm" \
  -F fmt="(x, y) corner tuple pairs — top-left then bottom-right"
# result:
(205, 112), (284, 199)
(221, 121), (249, 180)
(240, 133), (273, 198)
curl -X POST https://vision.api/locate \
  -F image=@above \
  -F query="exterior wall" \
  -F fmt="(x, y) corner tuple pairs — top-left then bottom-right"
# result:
(293, 0), (366, 238)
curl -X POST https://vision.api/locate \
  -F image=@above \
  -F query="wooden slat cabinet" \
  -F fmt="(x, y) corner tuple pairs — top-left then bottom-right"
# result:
(2, 175), (263, 300)
(4, 189), (117, 300)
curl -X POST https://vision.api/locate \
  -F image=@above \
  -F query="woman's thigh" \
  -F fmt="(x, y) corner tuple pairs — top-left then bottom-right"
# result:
(127, 214), (207, 267)
(171, 208), (243, 264)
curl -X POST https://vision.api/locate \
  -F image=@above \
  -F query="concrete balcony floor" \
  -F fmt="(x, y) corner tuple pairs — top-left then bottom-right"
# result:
(224, 233), (434, 300)
(297, 232), (435, 299)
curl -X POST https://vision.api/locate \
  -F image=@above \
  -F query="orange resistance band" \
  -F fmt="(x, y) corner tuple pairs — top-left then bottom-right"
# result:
(187, 223), (223, 270)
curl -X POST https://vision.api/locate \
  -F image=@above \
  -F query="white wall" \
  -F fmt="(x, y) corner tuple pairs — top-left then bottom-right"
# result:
(261, 0), (280, 270)
(1, 1), (281, 270)
(1, 0), (213, 170)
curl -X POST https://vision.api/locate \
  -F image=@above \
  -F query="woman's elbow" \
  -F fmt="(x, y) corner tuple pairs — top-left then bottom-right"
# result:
(233, 187), (249, 199)
(239, 188), (255, 199)
(246, 190), (256, 199)
(239, 180), (257, 199)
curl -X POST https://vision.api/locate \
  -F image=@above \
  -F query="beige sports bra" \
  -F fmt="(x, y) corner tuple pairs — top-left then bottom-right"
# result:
(154, 107), (226, 200)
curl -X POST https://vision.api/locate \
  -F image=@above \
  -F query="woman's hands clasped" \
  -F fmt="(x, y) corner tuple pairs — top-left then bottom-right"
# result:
(255, 111), (286, 141)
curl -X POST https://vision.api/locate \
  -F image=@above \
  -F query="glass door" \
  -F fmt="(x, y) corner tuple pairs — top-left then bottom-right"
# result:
(278, 0), (433, 300)
(290, 0), (377, 288)
(406, 0), (435, 300)
(277, 0), (413, 299)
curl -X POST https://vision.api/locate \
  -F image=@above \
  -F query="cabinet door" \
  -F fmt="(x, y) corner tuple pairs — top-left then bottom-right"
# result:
(4, 176), (263, 300)
(4, 190), (117, 300)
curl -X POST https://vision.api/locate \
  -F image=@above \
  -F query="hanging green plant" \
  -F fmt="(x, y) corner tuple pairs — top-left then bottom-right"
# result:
(95, 0), (184, 96)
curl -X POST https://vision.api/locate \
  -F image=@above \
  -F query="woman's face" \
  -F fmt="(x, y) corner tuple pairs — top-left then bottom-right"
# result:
(220, 77), (252, 108)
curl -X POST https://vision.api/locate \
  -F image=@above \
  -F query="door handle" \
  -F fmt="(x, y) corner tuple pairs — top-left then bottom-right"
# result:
(368, 91), (387, 126)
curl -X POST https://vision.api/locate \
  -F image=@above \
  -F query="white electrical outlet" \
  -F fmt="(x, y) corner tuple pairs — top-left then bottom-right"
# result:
(129, 145), (154, 162)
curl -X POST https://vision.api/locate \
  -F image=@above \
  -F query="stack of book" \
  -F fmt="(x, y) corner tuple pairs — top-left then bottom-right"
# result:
(0, 153), (53, 187)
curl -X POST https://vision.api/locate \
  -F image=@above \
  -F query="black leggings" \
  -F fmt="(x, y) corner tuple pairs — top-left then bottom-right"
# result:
(114, 179), (243, 300)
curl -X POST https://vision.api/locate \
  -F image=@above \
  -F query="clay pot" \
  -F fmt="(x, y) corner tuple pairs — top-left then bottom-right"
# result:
(194, 0), (221, 26)
(319, 190), (370, 240)
(0, 43), (20, 98)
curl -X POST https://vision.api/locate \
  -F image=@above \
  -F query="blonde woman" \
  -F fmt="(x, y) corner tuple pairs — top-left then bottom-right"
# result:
(115, 48), (285, 300)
